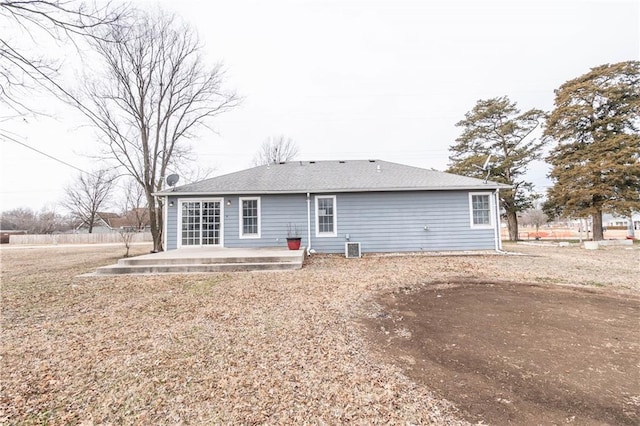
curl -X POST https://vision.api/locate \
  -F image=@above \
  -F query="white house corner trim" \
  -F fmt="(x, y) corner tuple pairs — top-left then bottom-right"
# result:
(495, 189), (501, 251)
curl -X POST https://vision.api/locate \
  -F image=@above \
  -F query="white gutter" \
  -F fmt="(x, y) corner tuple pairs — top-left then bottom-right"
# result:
(163, 195), (169, 251)
(306, 192), (312, 255)
(495, 189), (502, 251)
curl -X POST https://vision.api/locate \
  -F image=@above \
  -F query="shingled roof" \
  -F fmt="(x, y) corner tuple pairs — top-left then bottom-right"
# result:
(156, 160), (509, 195)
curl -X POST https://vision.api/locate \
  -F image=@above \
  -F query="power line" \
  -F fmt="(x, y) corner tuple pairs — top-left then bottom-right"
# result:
(0, 131), (92, 176)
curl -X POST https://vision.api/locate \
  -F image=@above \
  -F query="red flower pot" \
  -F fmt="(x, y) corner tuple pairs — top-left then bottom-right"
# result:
(286, 238), (301, 250)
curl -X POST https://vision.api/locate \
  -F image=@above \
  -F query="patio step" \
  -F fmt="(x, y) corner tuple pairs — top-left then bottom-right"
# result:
(94, 261), (302, 275)
(117, 255), (298, 266)
(91, 247), (305, 275)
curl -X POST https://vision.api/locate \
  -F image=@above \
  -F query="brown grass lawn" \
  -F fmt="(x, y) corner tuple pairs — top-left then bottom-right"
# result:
(1, 242), (638, 424)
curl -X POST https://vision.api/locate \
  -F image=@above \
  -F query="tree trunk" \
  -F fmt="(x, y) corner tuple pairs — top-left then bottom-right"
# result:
(507, 210), (519, 241)
(146, 194), (164, 252)
(154, 202), (164, 252)
(592, 210), (604, 241)
(88, 212), (94, 234)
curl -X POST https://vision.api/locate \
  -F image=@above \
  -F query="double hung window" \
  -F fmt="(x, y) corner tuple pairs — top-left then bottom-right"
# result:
(469, 192), (493, 228)
(316, 195), (337, 237)
(239, 197), (261, 238)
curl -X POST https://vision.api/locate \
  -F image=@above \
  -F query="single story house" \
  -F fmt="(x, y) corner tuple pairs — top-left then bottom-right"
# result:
(74, 209), (151, 234)
(603, 212), (640, 230)
(74, 212), (122, 234)
(155, 160), (510, 254)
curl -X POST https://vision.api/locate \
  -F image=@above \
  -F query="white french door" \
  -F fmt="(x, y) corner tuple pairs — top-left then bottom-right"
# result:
(179, 199), (223, 247)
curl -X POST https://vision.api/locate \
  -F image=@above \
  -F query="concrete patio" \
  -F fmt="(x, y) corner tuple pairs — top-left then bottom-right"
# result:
(92, 247), (306, 275)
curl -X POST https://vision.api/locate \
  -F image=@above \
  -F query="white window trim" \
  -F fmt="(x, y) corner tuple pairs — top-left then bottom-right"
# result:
(239, 196), (261, 239)
(177, 198), (224, 248)
(315, 195), (337, 237)
(469, 192), (495, 229)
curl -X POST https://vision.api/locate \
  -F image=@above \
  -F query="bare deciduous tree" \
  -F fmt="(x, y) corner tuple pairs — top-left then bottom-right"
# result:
(252, 135), (300, 166)
(63, 169), (115, 233)
(72, 9), (238, 252)
(0, 207), (36, 230)
(0, 206), (72, 233)
(0, 0), (127, 115)
(520, 207), (548, 234)
(119, 177), (148, 231)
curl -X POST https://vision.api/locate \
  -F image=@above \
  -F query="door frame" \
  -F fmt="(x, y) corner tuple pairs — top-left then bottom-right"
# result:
(177, 198), (224, 248)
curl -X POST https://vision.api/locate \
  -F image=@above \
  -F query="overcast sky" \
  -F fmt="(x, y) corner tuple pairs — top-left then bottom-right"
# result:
(1, 0), (638, 212)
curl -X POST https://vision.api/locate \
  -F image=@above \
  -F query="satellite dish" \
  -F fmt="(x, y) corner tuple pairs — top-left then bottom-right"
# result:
(473, 154), (493, 183)
(166, 174), (180, 188)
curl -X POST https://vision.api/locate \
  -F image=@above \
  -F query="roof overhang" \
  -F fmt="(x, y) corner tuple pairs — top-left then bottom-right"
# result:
(153, 184), (511, 197)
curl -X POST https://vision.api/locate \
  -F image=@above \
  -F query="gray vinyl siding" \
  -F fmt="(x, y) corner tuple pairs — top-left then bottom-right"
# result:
(165, 194), (309, 250)
(166, 196), (179, 250)
(224, 194), (309, 248)
(164, 190), (497, 252)
(310, 191), (495, 253)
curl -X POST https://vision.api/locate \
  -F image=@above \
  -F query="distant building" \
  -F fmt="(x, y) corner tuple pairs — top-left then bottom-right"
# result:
(74, 210), (150, 234)
(603, 213), (640, 230)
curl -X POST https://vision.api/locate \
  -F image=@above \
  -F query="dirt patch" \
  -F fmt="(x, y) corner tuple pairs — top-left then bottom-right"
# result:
(364, 280), (640, 425)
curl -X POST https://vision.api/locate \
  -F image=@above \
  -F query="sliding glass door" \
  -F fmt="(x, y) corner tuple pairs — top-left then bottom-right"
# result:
(180, 200), (222, 247)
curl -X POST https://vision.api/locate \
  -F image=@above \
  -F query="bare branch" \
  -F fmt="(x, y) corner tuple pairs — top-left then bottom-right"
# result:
(62, 168), (116, 233)
(0, 0), (129, 114)
(64, 9), (238, 251)
(252, 135), (300, 166)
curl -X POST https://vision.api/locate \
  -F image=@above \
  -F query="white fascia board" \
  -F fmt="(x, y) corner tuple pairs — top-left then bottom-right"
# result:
(154, 184), (511, 197)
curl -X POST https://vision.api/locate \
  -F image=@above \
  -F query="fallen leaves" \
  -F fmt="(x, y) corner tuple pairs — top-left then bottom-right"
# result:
(1, 243), (637, 424)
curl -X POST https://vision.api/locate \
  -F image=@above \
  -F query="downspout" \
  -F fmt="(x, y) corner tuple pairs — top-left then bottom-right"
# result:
(495, 189), (502, 251)
(163, 195), (169, 251)
(306, 192), (312, 255)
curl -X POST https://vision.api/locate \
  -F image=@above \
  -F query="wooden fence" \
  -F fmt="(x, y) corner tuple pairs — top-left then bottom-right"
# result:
(9, 232), (153, 245)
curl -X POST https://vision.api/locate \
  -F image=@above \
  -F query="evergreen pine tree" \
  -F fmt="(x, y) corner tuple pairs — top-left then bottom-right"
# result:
(448, 96), (546, 241)
(545, 61), (640, 241)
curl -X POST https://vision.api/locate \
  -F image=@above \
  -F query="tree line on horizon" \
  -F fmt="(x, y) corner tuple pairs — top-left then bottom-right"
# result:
(1, 2), (638, 244)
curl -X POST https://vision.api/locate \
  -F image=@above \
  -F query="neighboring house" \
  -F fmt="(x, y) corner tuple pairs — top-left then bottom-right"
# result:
(155, 160), (510, 254)
(74, 212), (121, 234)
(119, 208), (151, 232)
(74, 210), (151, 233)
(603, 212), (640, 230)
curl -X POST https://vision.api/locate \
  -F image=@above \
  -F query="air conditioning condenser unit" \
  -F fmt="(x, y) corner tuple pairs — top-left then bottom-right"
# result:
(345, 242), (361, 258)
